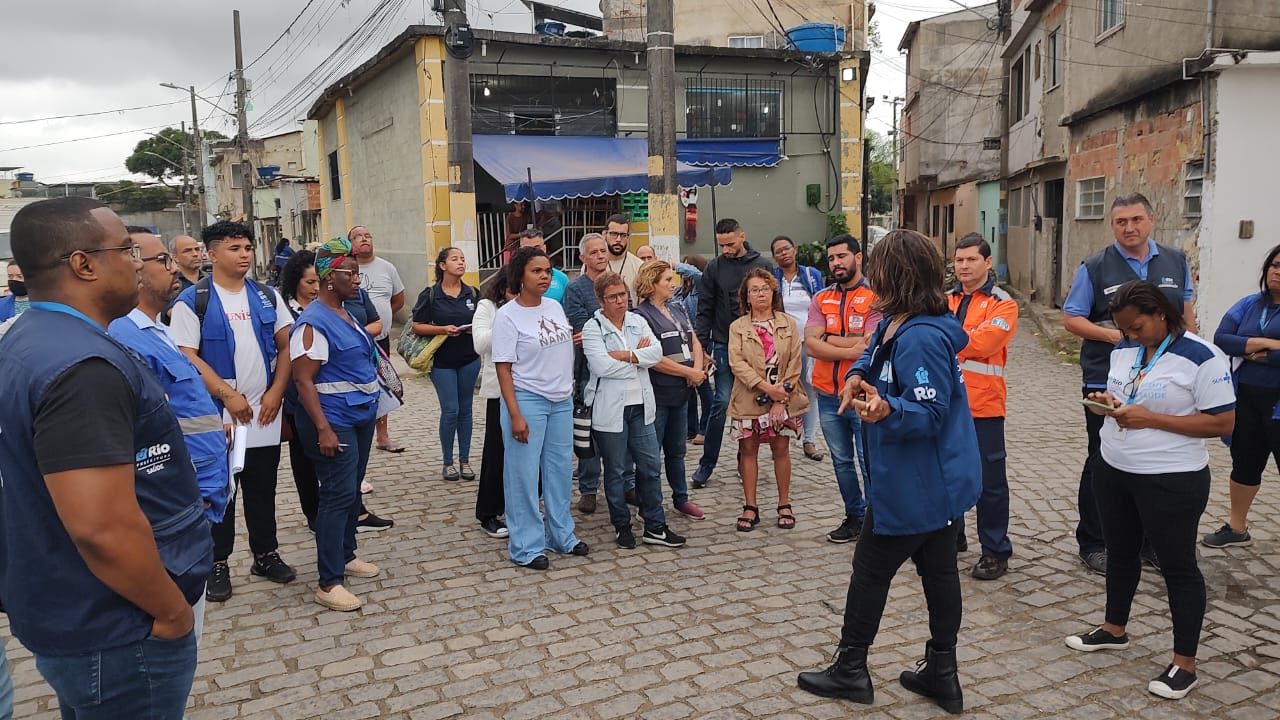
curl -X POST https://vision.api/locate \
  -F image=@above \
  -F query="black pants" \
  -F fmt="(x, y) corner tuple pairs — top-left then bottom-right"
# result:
(1230, 383), (1280, 486)
(957, 417), (1012, 559)
(1076, 387), (1107, 554)
(1094, 460), (1209, 658)
(839, 506), (963, 650)
(476, 398), (506, 521)
(212, 444), (282, 561)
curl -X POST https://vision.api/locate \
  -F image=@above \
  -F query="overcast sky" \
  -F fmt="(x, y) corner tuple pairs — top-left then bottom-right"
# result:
(0, 0), (963, 184)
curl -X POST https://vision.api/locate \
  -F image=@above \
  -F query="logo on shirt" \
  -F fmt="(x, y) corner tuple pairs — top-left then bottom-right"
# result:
(992, 317), (1010, 331)
(537, 316), (572, 347)
(879, 360), (894, 384)
(1158, 277), (1178, 289)
(915, 366), (930, 385)
(135, 442), (173, 475)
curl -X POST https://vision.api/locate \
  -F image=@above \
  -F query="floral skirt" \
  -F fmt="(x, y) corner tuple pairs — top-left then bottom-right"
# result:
(730, 414), (803, 442)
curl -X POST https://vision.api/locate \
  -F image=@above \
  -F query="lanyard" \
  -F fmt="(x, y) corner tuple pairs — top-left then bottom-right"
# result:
(1126, 334), (1173, 405)
(29, 301), (106, 332)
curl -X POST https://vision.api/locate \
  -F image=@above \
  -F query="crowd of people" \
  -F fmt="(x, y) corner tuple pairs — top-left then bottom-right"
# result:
(0, 190), (1273, 716)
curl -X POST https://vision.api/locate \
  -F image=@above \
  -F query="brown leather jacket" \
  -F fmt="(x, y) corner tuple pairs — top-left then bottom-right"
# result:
(727, 311), (809, 421)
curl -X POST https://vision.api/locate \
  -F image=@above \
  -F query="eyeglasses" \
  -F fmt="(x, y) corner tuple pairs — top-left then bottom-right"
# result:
(328, 268), (360, 281)
(747, 287), (773, 296)
(140, 253), (175, 270)
(60, 244), (141, 263)
(1269, 261), (1280, 270)
(605, 230), (630, 240)
(602, 291), (629, 303)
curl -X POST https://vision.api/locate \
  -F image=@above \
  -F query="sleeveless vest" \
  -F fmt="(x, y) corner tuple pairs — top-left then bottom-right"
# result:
(108, 314), (229, 522)
(174, 278), (278, 409)
(1079, 244), (1188, 386)
(0, 307), (211, 656)
(292, 302), (379, 428)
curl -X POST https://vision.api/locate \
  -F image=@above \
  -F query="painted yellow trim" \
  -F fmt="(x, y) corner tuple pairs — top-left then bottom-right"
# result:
(316, 121), (329, 239)
(335, 97), (354, 232)
(838, 57), (864, 234)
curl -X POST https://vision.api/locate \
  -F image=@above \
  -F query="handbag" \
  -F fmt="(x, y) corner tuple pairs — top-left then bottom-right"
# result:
(573, 320), (602, 459)
(407, 332), (447, 373)
(375, 344), (404, 400)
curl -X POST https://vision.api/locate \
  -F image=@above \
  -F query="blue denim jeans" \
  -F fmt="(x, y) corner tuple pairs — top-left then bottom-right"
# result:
(696, 342), (734, 472)
(798, 348), (820, 445)
(0, 639), (11, 720)
(594, 405), (668, 532)
(35, 631), (197, 720)
(430, 357), (482, 465)
(294, 412), (375, 587)
(654, 402), (690, 506)
(576, 441), (633, 496)
(817, 391), (868, 520)
(688, 381), (713, 437)
(501, 390), (580, 564)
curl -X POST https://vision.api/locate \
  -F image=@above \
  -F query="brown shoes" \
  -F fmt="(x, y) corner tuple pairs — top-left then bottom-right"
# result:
(578, 494), (597, 514)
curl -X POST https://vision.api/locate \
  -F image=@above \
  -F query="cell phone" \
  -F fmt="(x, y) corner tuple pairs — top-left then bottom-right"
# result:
(456, 324), (473, 332)
(1080, 398), (1118, 413)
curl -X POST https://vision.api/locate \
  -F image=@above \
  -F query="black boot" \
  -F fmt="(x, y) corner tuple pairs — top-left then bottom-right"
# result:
(899, 641), (963, 714)
(797, 646), (874, 704)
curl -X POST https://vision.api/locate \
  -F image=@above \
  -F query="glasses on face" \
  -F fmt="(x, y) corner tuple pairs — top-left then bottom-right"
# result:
(603, 291), (629, 303)
(747, 287), (772, 296)
(1269, 261), (1280, 270)
(329, 268), (360, 281)
(605, 230), (630, 240)
(140, 253), (175, 270)
(60, 243), (142, 263)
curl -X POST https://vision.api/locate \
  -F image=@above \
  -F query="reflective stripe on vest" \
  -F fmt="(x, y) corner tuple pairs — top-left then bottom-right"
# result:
(178, 413), (225, 434)
(959, 360), (1005, 377)
(316, 380), (380, 395)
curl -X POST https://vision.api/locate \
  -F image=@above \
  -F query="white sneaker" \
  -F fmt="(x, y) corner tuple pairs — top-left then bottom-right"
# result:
(344, 558), (380, 578)
(315, 585), (361, 612)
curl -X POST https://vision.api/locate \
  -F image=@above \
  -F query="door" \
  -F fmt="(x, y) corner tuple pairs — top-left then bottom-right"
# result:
(1045, 179), (1065, 307)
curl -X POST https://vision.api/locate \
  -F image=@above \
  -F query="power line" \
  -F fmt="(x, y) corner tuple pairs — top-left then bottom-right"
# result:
(0, 101), (184, 126)
(0, 124), (172, 153)
(244, 0), (323, 71)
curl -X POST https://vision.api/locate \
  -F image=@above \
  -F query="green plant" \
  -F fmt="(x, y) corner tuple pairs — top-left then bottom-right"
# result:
(795, 241), (830, 279)
(826, 213), (849, 239)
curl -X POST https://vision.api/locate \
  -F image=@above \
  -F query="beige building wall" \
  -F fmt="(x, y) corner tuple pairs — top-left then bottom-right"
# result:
(604, 0), (868, 49)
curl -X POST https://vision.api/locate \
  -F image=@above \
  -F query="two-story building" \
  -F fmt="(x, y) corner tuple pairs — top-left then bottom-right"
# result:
(896, 5), (1004, 261)
(305, 25), (867, 293)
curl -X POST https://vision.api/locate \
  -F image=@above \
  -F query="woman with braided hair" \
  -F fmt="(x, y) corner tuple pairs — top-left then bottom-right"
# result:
(290, 238), (382, 611)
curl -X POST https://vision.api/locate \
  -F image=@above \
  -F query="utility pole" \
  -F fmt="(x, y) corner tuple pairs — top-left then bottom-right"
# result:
(234, 10), (254, 239)
(885, 95), (903, 227)
(443, 0), (475, 211)
(645, 0), (679, 261)
(187, 85), (205, 227)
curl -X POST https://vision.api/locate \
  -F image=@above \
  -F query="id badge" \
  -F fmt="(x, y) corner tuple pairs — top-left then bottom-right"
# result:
(681, 343), (692, 361)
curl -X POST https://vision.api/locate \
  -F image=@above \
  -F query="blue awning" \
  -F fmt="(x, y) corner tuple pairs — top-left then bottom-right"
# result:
(472, 135), (732, 203)
(676, 137), (782, 168)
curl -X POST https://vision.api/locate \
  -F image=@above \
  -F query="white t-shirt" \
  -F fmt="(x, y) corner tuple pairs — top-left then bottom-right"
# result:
(491, 298), (575, 402)
(1100, 332), (1236, 474)
(358, 257), (405, 341)
(288, 309), (368, 363)
(170, 283), (293, 446)
(780, 274), (813, 330)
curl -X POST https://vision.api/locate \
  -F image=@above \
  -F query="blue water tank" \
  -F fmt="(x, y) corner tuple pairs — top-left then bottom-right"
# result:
(786, 23), (846, 52)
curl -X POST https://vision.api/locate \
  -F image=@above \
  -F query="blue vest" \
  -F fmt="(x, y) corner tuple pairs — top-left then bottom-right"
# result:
(174, 278), (279, 409)
(0, 295), (15, 322)
(108, 314), (230, 523)
(773, 265), (824, 297)
(1080, 244), (1188, 386)
(0, 307), (212, 656)
(292, 302), (379, 428)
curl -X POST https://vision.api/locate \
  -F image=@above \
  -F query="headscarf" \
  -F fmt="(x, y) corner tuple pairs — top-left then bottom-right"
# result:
(315, 237), (353, 280)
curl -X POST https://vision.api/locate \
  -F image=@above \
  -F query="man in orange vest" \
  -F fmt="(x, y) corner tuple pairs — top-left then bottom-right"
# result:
(948, 233), (1018, 580)
(805, 235), (879, 543)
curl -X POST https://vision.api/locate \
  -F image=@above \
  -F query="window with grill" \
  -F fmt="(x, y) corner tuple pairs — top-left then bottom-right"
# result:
(231, 162), (244, 190)
(470, 74), (616, 136)
(327, 152), (340, 200)
(685, 79), (783, 139)
(1099, 0), (1125, 36)
(1184, 160), (1204, 217)
(728, 35), (765, 48)
(1077, 177), (1106, 219)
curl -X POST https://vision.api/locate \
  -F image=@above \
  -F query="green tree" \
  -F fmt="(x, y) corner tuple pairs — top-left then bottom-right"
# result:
(865, 130), (897, 216)
(124, 127), (227, 187)
(94, 181), (177, 213)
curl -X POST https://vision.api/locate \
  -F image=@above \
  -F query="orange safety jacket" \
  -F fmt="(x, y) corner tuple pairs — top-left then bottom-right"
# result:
(809, 278), (878, 396)
(947, 278), (1018, 418)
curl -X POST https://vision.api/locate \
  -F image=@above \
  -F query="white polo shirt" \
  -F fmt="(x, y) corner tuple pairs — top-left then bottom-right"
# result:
(1100, 332), (1235, 474)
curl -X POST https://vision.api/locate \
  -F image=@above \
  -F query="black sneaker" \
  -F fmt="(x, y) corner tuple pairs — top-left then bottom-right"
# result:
(356, 512), (394, 532)
(691, 464), (712, 489)
(1148, 664), (1198, 699)
(971, 555), (1008, 581)
(642, 526), (686, 548)
(616, 527), (637, 549)
(250, 551), (297, 584)
(520, 555), (549, 571)
(480, 517), (509, 539)
(570, 542), (590, 557)
(827, 516), (861, 544)
(1080, 550), (1107, 576)
(1202, 523), (1252, 548)
(206, 561), (232, 602)
(1065, 627), (1130, 652)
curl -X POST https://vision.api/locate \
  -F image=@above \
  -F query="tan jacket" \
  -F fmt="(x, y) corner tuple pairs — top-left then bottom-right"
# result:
(727, 311), (809, 421)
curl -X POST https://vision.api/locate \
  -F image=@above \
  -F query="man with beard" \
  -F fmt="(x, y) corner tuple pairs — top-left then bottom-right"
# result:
(804, 235), (878, 543)
(604, 214), (642, 302)
(0, 198), (210, 717)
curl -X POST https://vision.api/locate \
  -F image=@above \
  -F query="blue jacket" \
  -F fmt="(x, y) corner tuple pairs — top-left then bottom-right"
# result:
(109, 311), (229, 522)
(773, 265), (824, 297)
(849, 313), (982, 535)
(1215, 292), (1280, 389)
(174, 278), (279, 411)
(0, 294), (16, 322)
(291, 302), (379, 428)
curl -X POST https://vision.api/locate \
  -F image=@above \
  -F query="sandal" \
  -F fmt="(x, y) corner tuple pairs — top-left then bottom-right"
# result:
(777, 504), (796, 530)
(377, 442), (406, 453)
(736, 505), (760, 532)
(803, 443), (825, 462)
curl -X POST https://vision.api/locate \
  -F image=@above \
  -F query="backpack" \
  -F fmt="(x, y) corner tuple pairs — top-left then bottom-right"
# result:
(192, 276), (278, 327)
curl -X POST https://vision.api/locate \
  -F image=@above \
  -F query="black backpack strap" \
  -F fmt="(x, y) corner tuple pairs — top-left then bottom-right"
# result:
(193, 276), (212, 327)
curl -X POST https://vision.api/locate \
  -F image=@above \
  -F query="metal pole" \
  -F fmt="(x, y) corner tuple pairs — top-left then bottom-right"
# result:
(234, 10), (254, 237)
(188, 84), (206, 227)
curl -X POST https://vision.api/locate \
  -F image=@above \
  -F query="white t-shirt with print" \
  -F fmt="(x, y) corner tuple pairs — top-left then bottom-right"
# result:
(358, 257), (405, 341)
(170, 283), (293, 446)
(1099, 332), (1236, 474)
(780, 274), (812, 330)
(491, 298), (575, 402)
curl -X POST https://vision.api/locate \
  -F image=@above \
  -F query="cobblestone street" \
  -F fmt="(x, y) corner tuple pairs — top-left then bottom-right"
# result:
(8, 313), (1280, 719)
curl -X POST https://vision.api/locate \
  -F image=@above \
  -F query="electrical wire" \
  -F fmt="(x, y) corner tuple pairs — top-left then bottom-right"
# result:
(0, 124), (172, 153)
(0, 101), (185, 126)
(244, 0), (323, 71)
